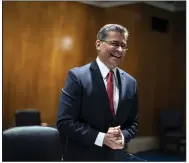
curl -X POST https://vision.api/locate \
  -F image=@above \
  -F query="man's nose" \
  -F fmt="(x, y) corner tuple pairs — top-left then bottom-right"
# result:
(117, 46), (123, 52)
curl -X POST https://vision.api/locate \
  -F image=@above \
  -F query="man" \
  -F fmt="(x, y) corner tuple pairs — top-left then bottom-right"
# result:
(57, 24), (138, 161)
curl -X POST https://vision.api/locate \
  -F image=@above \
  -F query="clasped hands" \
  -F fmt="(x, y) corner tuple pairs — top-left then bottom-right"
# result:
(103, 125), (124, 149)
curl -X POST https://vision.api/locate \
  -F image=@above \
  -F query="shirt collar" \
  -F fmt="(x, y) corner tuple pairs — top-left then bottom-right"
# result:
(96, 57), (117, 79)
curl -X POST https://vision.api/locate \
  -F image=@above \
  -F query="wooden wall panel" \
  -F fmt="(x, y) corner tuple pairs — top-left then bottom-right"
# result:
(3, 1), (103, 128)
(138, 4), (173, 135)
(170, 11), (186, 127)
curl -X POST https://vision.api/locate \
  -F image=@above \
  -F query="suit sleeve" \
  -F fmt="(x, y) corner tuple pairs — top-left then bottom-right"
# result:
(121, 81), (139, 143)
(56, 69), (99, 147)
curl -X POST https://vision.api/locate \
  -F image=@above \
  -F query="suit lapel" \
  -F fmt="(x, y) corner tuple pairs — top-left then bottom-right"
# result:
(116, 68), (125, 117)
(90, 61), (113, 117)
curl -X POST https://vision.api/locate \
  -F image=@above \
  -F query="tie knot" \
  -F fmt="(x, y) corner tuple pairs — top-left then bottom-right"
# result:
(109, 70), (113, 75)
(107, 70), (114, 79)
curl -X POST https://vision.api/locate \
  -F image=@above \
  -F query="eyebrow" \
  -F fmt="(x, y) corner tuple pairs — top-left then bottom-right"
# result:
(108, 40), (126, 43)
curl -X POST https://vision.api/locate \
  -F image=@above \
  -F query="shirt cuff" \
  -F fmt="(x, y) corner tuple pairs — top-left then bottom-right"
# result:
(94, 132), (105, 147)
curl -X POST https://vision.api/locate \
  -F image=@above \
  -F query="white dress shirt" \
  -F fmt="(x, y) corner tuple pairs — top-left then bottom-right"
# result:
(94, 57), (121, 147)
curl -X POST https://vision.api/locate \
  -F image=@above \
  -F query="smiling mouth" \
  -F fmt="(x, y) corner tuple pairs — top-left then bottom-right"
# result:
(110, 53), (121, 59)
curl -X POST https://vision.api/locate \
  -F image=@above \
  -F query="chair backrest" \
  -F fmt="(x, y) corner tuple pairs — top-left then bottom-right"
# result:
(15, 109), (41, 126)
(160, 108), (181, 129)
(3, 126), (63, 161)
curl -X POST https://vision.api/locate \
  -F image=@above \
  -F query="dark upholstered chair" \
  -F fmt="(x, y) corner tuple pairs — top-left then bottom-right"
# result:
(3, 126), (63, 161)
(15, 109), (41, 126)
(159, 108), (186, 153)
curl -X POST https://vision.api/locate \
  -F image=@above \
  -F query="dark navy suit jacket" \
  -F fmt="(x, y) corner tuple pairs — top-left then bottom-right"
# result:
(57, 60), (139, 161)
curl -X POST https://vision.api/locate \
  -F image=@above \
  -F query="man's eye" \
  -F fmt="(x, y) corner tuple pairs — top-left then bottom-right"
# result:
(111, 42), (118, 46)
(121, 44), (127, 48)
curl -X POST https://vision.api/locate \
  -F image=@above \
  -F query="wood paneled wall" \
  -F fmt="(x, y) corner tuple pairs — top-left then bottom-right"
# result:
(3, 2), (186, 136)
(3, 1), (103, 128)
(170, 11), (186, 128)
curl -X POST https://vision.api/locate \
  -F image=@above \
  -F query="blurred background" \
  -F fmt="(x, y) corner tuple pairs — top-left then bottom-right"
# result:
(2, 1), (186, 161)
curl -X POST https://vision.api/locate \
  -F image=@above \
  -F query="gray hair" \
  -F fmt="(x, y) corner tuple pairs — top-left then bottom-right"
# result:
(97, 24), (129, 40)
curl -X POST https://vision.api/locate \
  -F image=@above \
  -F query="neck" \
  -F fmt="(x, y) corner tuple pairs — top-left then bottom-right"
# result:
(97, 56), (117, 70)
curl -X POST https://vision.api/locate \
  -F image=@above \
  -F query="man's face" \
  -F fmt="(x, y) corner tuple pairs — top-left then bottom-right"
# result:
(96, 31), (128, 69)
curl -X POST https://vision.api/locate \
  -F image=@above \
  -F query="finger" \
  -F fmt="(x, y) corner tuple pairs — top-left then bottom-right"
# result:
(111, 139), (124, 145)
(108, 131), (120, 137)
(108, 137), (117, 141)
(115, 139), (123, 143)
(109, 141), (124, 149)
(113, 126), (121, 130)
(112, 132), (121, 137)
(106, 137), (124, 149)
(108, 129), (120, 134)
(108, 126), (120, 131)
(114, 128), (122, 136)
(116, 136), (122, 140)
(107, 127), (115, 132)
(108, 137), (122, 143)
(106, 133), (116, 138)
(114, 144), (124, 149)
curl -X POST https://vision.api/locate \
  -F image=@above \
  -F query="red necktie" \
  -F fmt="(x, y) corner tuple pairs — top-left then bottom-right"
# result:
(107, 70), (115, 116)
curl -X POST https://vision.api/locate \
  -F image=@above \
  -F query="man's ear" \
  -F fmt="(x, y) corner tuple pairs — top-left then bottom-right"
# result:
(95, 40), (101, 51)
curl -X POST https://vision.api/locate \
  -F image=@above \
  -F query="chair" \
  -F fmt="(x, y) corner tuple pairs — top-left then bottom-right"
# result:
(15, 109), (41, 126)
(159, 108), (186, 153)
(3, 126), (63, 161)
